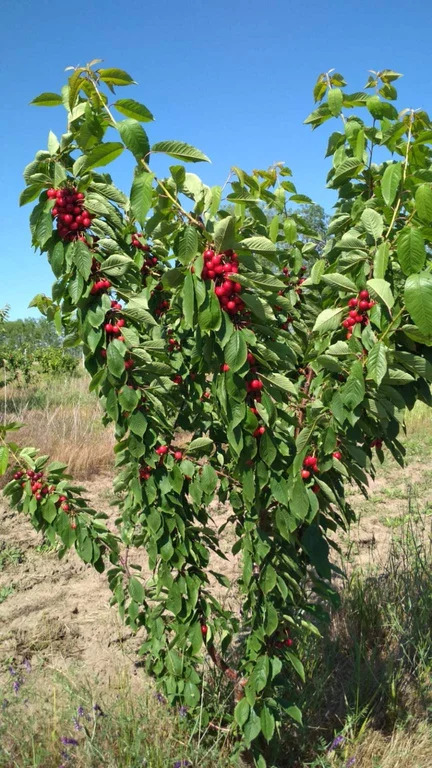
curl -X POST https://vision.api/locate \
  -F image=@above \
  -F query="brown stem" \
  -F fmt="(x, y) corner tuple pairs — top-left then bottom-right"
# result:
(206, 642), (246, 702)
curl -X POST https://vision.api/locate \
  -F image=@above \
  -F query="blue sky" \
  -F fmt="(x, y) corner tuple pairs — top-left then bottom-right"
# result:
(1, 0), (431, 319)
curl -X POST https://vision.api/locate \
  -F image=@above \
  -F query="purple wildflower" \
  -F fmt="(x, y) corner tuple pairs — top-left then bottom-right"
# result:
(12, 680), (21, 694)
(77, 705), (85, 717)
(60, 737), (79, 747)
(93, 703), (104, 717)
(155, 692), (166, 704)
(9, 666), (16, 676)
(329, 734), (345, 751)
(22, 659), (31, 673)
(178, 705), (188, 718)
(173, 762), (192, 768)
(72, 717), (83, 731)
(346, 760), (356, 767)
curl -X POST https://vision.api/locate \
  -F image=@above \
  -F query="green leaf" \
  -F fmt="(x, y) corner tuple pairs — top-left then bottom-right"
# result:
(184, 681), (200, 707)
(30, 92), (63, 107)
(100, 254), (133, 276)
(50, 241), (64, 278)
(396, 227), (426, 275)
(0, 445), (9, 475)
(71, 239), (92, 279)
(381, 162), (402, 206)
(415, 184), (432, 224)
(129, 577), (144, 602)
(224, 332), (247, 372)
(313, 307), (345, 332)
(374, 242), (389, 279)
(330, 157), (364, 186)
(177, 226), (198, 265)
(262, 373), (297, 396)
(260, 564), (277, 595)
(114, 98), (154, 122)
(182, 270), (195, 328)
(78, 142), (124, 172)
(35, 212), (53, 247)
(98, 68), (136, 86)
(188, 437), (213, 453)
(341, 360), (365, 409)
(19, 184), (43, 206)
(234, 698), (250, 727)
(107, 343), (125, 378)
(286, 651), (305, 682)
(118, 119), (150, 161)
(260, 706), (275, 742)
(151, 140), (210, 163)
(367, 342), (388, 387)
(404, 272), (432, 335)
(328, 87), (343, 116)
(321, 273), (358, 292)
(283, 219), (297, 244)
(213, 216), (236, 254)
(244, 709), (262, 745)
(130, 171), (154, 227)
(361, 208), (383, 241)
(240, 236), (276, 255)
(366, 278), (394, 311)
(286, 705), (303, 724)
(125, 297), (158, 327)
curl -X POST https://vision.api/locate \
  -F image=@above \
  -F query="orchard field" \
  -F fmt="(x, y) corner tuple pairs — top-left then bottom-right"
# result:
(2, 61), (432, 767)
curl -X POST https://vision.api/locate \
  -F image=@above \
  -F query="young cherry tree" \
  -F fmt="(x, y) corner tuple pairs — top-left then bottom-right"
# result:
(3, 63), (432, 766)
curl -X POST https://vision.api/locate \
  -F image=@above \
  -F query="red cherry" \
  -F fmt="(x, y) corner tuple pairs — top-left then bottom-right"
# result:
(226, 300), (236, 311)
(358, 300), (369, 311)
(247, 352), (256, 365)
(203, 249), (214, 260)
(61, 503), (70, 512)
(104, 323), (114, 333)
(349, 310), (358, 319)
(347, 298), (358, 308)
(201, 624), (208, 636)
(82, 218), (91, 228)
(301, 470), (311, 480)
(304, 455), (318, 468)
(254, 426), (266, 437)
(342, 319), (351, 329)
(359, 290), (369, 300)
(221, 363), (230, 372)
(332, 451), (342, 460)
(156, 445), (169, 455)
(312, 484), (320, 493)
(284, 638), (293, 647)
(250, 379), (263, 391)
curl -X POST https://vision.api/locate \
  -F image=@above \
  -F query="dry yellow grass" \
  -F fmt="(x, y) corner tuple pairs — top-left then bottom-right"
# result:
(346, 722), (432, 768)
(3, 375), (114, 478)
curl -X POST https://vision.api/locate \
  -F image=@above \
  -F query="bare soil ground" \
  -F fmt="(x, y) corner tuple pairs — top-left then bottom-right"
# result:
(1, 452), (431, 681)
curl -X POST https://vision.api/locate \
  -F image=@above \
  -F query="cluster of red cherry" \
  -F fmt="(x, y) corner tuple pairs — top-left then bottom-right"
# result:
(202, 248), (244, 316)
(90, 278), (111, 295)
(244, 352), (267, 438)
(342, 290), (375, 339)
(131, 235), (159, 277)
(154, 445), (183, 460)
(47, 186), (93, 242)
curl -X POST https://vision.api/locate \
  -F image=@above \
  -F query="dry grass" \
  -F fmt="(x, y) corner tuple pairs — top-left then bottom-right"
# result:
(347, 722), (432, 768)
(3, 376), (114, 478)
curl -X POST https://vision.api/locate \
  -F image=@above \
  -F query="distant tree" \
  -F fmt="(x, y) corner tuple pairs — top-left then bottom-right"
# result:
(286, 203), (329, 240)
(0, 317), (61, 349)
